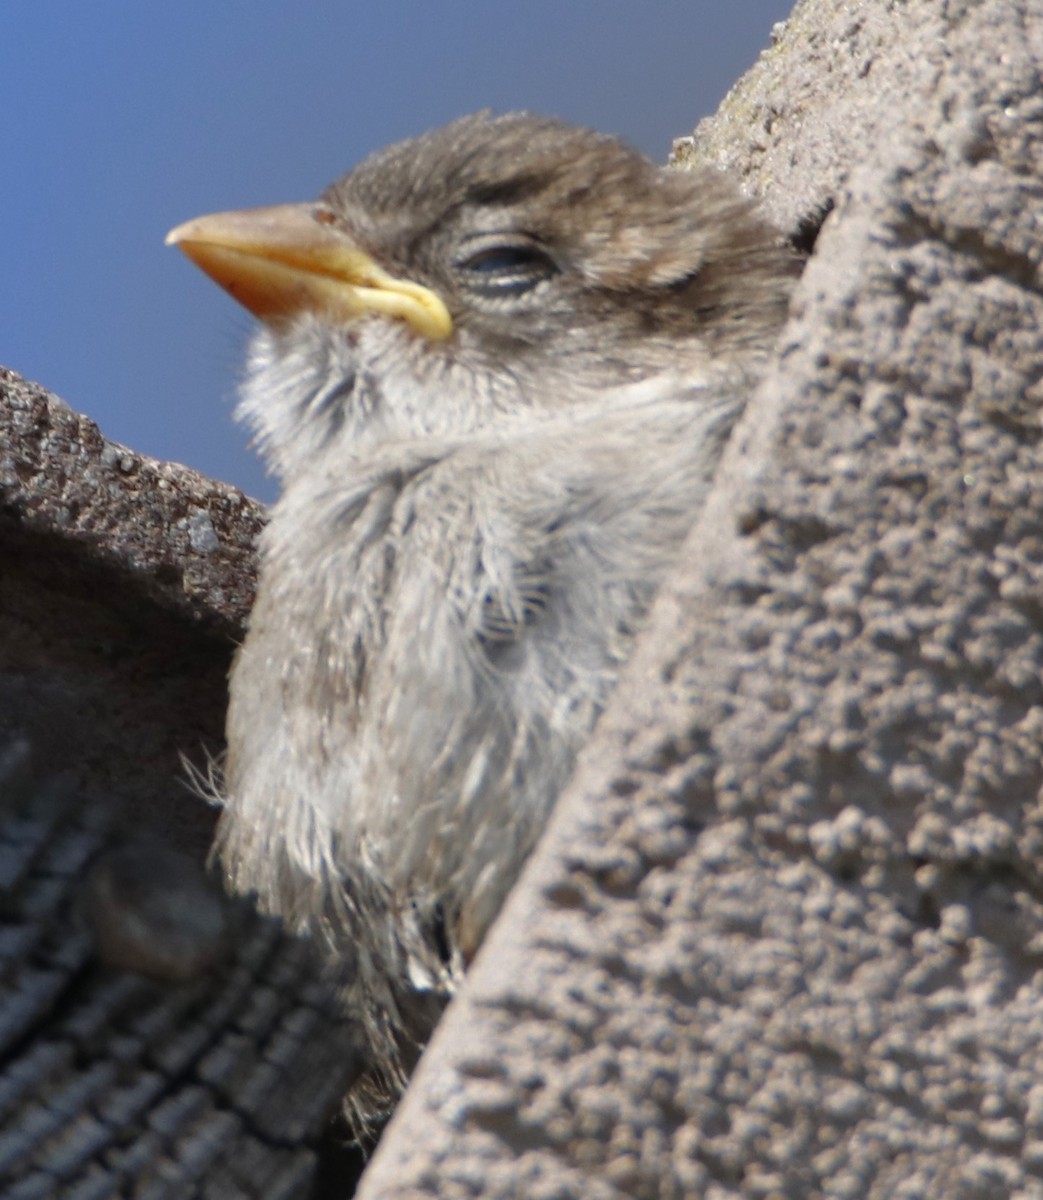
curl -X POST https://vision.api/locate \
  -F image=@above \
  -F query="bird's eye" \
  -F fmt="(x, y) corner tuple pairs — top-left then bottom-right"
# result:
(456, 241), (557, 298)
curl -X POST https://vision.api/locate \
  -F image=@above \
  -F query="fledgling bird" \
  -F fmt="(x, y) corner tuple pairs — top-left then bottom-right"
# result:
(168, 112), (795, 1126)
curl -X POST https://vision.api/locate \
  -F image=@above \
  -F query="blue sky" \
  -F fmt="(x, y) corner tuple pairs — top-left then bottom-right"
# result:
(2, 3), (789, 501)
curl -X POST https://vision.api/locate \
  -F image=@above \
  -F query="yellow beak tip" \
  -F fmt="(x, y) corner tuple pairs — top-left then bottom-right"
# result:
(164, 204), (454, 341)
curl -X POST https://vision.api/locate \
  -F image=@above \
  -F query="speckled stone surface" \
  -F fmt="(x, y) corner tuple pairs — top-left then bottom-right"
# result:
(0, 365), (263, 636)
(357, 2), (1043, 1197)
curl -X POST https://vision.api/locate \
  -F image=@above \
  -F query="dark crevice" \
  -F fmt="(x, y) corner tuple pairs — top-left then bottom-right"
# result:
(790, 197), (835, 257)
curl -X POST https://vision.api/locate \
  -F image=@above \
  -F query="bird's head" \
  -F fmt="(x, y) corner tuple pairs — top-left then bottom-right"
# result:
(168, 112), (794, 484)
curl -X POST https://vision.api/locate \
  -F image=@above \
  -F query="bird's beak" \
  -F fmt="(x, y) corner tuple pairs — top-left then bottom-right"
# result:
(166, 203), (453, 341)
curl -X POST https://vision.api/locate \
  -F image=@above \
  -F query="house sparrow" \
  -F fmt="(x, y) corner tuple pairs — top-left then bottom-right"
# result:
(168, 112), (794, 1125)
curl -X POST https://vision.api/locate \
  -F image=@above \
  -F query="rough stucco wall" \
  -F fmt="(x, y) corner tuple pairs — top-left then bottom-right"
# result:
(673, 0), (951, 235)
(356, 2), (1043, 1197)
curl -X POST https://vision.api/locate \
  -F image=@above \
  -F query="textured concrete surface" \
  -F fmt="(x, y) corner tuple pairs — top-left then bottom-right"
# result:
(357, 1), (1043, 1196)
(0, 365), (263, 637)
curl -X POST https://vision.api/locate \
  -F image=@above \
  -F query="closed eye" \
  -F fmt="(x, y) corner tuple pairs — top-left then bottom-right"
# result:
(455, 239), (558, 298)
